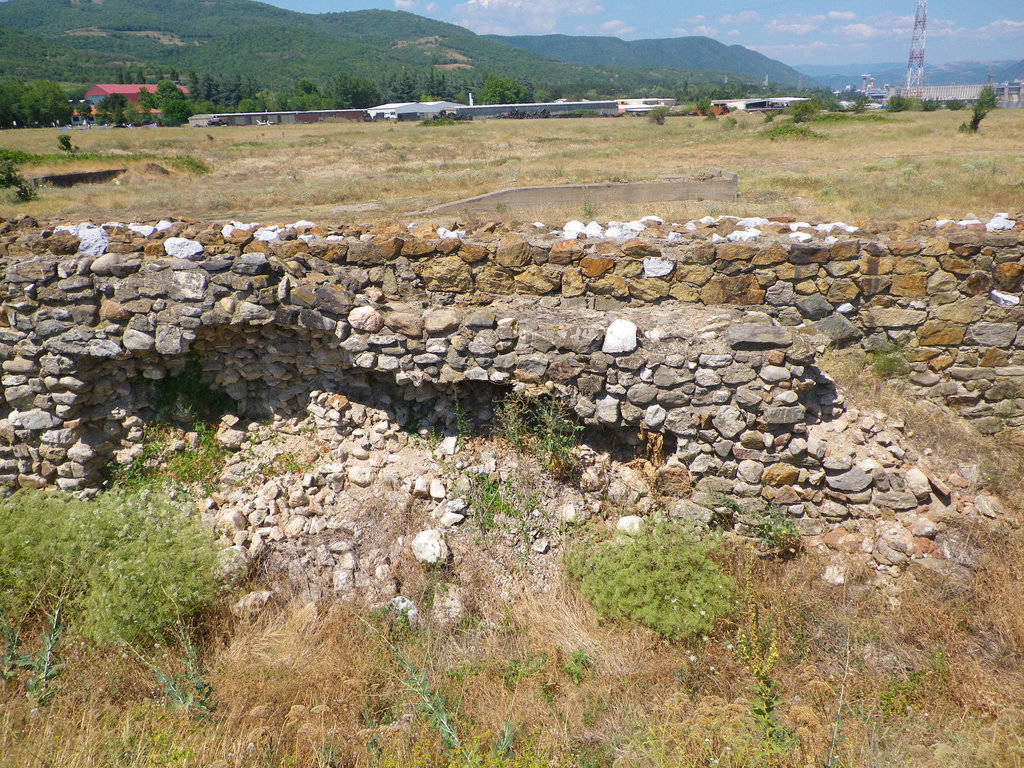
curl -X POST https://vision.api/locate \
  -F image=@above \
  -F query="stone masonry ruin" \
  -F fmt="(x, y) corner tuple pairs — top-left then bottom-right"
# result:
(1, 212), (1022, 591)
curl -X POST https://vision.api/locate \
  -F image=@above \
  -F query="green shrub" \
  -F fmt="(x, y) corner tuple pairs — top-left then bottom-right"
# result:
(960, 85), (998, 134)
(0, 157), (36, 201)
(0, 490), (219, 646)
(647, 106), (668, 125)
(750, 507), (801, 554)
(787, 99), (819, 123)
(760, 121), (825, 141)
(565, 523), (735, 640)
(946, 99), (965, 111)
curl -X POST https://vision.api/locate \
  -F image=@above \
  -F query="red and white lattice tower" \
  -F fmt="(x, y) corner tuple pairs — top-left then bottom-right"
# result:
(905, 0), (927, 97)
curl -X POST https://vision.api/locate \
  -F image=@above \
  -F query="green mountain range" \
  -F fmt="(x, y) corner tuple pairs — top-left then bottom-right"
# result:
(487, 34), (805, 87)
(0, 0), (802, 94)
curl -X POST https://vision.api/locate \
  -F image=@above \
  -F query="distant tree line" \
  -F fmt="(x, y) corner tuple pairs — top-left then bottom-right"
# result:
(0, 80), (73, 128)
(0, 63), (817, 131)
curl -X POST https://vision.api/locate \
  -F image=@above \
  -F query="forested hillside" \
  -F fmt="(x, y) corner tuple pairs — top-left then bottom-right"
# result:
(487, 34), (805, 87)
(0, 0), (798, 101)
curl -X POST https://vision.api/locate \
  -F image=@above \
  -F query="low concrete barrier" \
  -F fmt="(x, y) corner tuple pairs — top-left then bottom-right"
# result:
(413, 172), (738, 216)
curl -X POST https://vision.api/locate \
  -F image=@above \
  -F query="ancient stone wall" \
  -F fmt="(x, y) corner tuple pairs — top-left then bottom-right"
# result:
(0, 214), (1021, 516)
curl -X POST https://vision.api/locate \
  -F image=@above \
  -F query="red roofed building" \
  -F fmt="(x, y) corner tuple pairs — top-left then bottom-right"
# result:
(84, 83), (189, 104)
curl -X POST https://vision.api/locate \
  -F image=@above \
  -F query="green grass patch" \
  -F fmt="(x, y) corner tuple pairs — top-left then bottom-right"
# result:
(760, 121), (826, 141)
(167, 155), (212, 176)
(0, 490), (219, 646)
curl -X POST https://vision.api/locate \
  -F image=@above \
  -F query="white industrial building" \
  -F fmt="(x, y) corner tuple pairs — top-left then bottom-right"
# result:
(365, 101), (465, 121)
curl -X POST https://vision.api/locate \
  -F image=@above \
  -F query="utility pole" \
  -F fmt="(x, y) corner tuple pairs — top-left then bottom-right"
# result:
(905, 0), (927, 98)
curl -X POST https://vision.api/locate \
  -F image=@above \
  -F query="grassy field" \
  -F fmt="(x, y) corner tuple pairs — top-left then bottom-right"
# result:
(1, 109), (1023, 225)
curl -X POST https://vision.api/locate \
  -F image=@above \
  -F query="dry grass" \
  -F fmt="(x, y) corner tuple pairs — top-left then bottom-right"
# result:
(2, 110), (1023, 224)
(5, 529), (1024, 768)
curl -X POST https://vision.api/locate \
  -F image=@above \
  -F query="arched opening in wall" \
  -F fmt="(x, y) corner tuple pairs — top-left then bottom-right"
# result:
(82, 322), (685, 493)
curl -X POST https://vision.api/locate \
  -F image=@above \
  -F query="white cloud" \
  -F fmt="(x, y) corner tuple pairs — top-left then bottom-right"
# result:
(394, 0), (417, 8)
(764, 15), (825, 36)
(599, 19), (637, 36)
(978, 19), (1024, 38)
(675, 25), (720, 37)
(827, 11), (856, 21)
(841, 22), (883, 40)
(751, 40), (845, 60)
(719, 11), (761, 25)
(455, 0), (602, 35)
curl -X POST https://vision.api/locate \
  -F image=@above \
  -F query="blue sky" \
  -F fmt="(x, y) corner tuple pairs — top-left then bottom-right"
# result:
(262, 0), (1024, 66)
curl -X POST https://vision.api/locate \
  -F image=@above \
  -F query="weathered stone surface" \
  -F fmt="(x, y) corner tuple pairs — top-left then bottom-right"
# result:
(549, 240), (582, 265)
(763, 463), (799, 486)
(423, 257), (473, 293)
(814, 314), (862, 344)
(701, 274), (765, 305)
(424, 309), (460, 335)
(515, 266), (561, 295)
(917, 321), (964, 346)
(826, 468), (872, 493)
(712, 406), (746, 439)
(967, 323), (1018, 348)
(580, 256), (615, 278)
(763, 405), (805, 425)
(726, 325), (792, 350)
(476, 266), (516, 294)
(384, 311), (424, 337)
(164, 237), (204, 260)
(495, 238), (532, 267)
(862, 308), (926, 329)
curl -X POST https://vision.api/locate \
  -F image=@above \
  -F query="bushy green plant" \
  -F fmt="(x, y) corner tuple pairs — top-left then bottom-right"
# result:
(0, 490), (219, 646)
(946, 99), (966, 111)
(647, 106), (668, 125)
(750, 507), (801, 555)
(760, 122), (825, 141)
(169, 155), (212, 176)
(57, 134), (78, 155)
(886, 95), (913, 112)
(788, 99), (819, 123)
(565, 523), (735, 641)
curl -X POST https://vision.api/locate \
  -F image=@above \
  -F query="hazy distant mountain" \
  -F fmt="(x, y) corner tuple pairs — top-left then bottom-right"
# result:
(997, 59), (1024, 82)
(486, 34), (805, 87)
(798, 60), (1019, 91)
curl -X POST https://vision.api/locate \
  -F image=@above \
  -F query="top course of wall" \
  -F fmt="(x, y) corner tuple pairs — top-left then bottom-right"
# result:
(5, 211), (1024, 400)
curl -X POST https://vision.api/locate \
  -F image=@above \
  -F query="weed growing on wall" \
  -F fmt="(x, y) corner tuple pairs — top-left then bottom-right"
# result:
(109, 354), (235, 491)
(0, 490), (219, 646)
(565, 523), (735, 641)
(494, 393), (582, 480)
